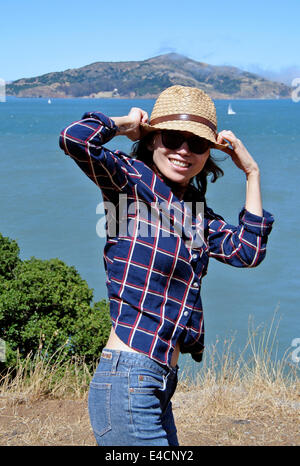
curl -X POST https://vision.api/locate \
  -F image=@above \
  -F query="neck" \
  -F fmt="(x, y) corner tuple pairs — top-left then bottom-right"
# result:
(151, 163), (188, 200)
(166, 180), (188, 200)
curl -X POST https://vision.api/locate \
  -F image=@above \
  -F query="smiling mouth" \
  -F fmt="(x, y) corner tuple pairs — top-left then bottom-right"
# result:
(169, 158), (191, 168)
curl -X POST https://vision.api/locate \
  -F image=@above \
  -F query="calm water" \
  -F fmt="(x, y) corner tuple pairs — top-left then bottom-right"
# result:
(0, 97), (299, 373)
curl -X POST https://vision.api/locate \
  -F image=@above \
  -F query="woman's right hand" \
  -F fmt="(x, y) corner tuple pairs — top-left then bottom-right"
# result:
(111, 107), (149, 141)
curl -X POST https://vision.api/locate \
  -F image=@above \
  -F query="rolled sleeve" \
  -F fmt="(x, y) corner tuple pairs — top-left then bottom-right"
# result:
(206, 206), (274, 268)
(59, 112), (117, 157)
(239, 208), (274, 237)
(59, 112), (140, 195)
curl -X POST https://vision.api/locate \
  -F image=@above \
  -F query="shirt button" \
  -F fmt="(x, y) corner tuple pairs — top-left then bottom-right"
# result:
(192, 253), (198, 260)
(183, 311), (189, 317)
(192, 282), (199, 288)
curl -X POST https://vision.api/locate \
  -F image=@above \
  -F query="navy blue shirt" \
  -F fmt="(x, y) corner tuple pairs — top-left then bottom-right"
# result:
(59, 112), (274, 368)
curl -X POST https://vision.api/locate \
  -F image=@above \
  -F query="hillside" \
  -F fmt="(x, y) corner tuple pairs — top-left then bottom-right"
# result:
(6, 53), (291, 99)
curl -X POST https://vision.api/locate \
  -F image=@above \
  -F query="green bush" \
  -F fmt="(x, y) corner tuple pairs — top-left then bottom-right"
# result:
(70, 299), (111, 363)
(0, 234), (111, 369)
(0, 233), (21, 281)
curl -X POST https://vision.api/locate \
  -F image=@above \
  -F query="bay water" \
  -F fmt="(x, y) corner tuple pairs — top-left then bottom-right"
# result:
(0, 97), (299, 375)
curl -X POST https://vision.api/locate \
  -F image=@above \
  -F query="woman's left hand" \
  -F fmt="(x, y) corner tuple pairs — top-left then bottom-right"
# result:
(217, 130), (260, 177)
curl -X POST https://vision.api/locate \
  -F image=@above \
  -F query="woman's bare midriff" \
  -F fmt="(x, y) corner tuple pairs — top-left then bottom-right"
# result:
(105, 327), (180, 368)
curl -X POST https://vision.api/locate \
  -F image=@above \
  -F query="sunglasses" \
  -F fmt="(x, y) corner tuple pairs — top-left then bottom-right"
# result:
(160, 130), (211, 154)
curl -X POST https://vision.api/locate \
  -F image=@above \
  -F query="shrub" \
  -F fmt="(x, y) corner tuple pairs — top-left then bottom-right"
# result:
(0, 234), (111, 369)
(70, 299), (111, 364)
(0, 233), (21, 281)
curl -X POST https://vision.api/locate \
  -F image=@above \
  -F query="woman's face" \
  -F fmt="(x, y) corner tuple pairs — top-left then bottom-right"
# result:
(151, 131), (210, 187)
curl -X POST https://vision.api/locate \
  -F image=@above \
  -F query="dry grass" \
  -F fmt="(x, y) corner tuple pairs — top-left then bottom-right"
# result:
(174, 315), (300, 445)
(0, 347), (93, 402)
(0, 314), (299, 446)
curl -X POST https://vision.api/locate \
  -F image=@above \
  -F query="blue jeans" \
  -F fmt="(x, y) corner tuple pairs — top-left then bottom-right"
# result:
(88, 349), (179, 446)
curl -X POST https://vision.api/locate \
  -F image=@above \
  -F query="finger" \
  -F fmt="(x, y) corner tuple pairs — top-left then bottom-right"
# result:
(220, 131), (242, 150)
(217, 135), (233, 149)
(217, 130), (233, 144)
(216, 132), (224, 144)
(141, 111), (149, 123)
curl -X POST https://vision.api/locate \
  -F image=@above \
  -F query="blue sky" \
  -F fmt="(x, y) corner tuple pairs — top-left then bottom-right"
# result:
(1, 0), (299, 83)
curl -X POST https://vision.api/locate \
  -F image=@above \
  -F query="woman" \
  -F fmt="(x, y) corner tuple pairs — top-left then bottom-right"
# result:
(59, 85), (274, 446)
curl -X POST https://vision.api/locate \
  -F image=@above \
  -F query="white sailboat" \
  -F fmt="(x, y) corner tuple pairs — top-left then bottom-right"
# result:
(227, 103), (236, 115)
(48, 98), (52, 104)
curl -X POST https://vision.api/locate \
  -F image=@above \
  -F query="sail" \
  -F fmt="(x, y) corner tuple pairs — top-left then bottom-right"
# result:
(228, 103), (236, 115)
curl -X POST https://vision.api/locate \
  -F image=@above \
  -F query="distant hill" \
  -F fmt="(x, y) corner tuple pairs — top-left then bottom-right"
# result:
(6, 53), (291, 99)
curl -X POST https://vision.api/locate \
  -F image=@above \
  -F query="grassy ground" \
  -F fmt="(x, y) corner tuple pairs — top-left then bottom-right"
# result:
(1, 317), (299, 446)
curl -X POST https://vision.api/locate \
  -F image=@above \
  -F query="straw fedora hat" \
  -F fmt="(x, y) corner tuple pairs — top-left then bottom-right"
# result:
(140, 85), (228, 151)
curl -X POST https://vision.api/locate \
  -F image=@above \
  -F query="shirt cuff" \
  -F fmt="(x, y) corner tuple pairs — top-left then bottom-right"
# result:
(191, 347), (204, 363)
(239, 207), (274, 236)
(191, 352), (203, 363)
(81, 112), (118, 141)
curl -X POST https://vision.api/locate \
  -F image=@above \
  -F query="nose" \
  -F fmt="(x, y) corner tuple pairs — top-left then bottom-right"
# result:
(177, 141), (191, 155)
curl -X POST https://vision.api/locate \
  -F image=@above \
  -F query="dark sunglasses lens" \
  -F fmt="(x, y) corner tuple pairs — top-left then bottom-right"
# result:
(161, 131), (210, 154)
(188, 137), (210, 154)
(161, 131), (184, 150)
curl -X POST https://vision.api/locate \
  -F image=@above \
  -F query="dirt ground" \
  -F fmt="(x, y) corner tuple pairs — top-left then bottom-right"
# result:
(1, 390), (299, 446)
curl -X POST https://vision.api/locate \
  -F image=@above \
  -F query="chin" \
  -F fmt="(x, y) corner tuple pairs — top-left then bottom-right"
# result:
(168, 174), (189, 186)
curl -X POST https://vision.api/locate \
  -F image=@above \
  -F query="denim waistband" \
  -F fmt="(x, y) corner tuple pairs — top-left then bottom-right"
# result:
(100, 349), (178, 379)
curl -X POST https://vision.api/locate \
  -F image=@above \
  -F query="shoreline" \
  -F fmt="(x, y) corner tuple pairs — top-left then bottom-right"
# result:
(4, 95), (292, 101)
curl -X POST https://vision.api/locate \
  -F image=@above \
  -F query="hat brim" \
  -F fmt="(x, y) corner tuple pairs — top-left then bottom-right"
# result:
(140, 121), (229, 152)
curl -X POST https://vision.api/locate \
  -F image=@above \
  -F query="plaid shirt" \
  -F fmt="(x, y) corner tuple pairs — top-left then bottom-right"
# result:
(59, 112), (274, 368)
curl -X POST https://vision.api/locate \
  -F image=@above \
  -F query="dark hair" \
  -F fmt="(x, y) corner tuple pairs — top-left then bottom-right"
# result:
(130, 132), (224, 200)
